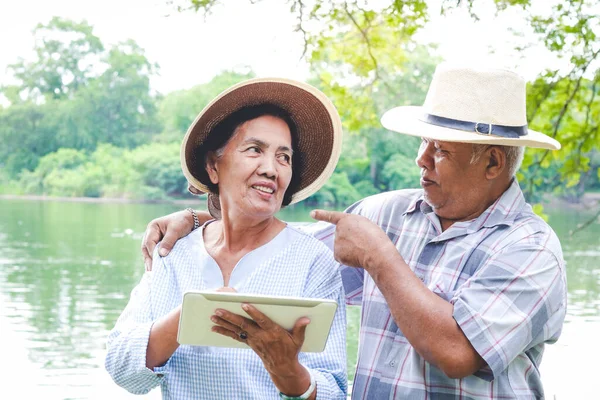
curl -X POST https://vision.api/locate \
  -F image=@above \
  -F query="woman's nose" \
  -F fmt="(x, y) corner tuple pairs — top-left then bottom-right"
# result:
(257, 154), (277, 179)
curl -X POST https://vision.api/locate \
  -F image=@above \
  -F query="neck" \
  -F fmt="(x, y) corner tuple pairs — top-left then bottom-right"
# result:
(438, 177), (513, 231)
(213, 209), (284, 253)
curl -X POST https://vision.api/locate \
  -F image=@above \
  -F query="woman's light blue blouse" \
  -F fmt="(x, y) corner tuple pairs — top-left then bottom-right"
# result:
(105, 224), (347, 399)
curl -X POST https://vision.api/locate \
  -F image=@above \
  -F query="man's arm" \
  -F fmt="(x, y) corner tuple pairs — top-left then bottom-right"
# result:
(311, 210), (484, 379)
(365, 242), (485, 378)
(141, 209), (211, 271)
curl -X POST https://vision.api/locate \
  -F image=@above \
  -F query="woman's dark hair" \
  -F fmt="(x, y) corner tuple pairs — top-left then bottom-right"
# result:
(201, 103), (303, 207)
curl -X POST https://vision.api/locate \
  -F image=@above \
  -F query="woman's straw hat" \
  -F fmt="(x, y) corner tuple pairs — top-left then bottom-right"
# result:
(381, 63), (561, 150)
(181, 77), (343, 206)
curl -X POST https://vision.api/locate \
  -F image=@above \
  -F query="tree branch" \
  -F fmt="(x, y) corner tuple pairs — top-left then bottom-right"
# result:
(343, 3), (378, 77)
(526, 47), (600, 196)
(291, 0), (309, 59)
(342, 2), (395, 93)
(527, 71), (560, 122)
(570, 207), (600, 236)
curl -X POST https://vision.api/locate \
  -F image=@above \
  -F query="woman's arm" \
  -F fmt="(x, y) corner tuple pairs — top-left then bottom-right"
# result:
(105, 252), (177, 394)
(105, 272), (164, 394)
(145, 305), (181, 369)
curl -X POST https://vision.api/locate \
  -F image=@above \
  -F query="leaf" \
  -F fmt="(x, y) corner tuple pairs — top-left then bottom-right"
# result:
(532, 203), (549, 222)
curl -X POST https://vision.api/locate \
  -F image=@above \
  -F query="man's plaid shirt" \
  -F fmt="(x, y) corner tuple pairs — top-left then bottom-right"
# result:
(309, 180), (566, 399)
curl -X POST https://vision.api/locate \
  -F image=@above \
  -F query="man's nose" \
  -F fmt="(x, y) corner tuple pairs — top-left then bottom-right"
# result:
(415, 142), (433, 170)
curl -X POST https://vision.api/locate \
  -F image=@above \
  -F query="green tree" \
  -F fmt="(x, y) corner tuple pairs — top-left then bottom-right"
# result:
(158, 70), (254, 135)
(0, 18), (160, 177)
(3, 17), (104, 101)
(73, 39), (161, 148)
(174, 0), (600, 210)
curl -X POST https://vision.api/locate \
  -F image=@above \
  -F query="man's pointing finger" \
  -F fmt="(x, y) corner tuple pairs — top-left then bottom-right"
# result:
(310, 209), (346, 225)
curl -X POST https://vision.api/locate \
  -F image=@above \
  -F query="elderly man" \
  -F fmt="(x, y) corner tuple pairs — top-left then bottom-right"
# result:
(140, 64), (566, 399)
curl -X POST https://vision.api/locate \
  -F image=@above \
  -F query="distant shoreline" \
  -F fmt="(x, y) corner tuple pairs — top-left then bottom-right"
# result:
(0, 194), (200, 206)
(1, 192), (598, 210)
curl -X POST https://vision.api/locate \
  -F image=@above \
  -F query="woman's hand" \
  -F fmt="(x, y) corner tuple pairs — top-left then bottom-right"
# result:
(211, 304), (313, 397)
(215, 287), (237, 293)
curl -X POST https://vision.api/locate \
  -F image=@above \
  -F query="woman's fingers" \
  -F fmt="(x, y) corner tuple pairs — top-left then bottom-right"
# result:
(215, 287), (237, 293)
(241, 304), (275, 330)
(211, 326), (245, 342)
(214, 309), (258, 334)
(211, 315), (244, 335)
(291, 317), (310, 346)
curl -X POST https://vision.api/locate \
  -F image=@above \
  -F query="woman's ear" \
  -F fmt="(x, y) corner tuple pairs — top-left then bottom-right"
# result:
(205, 152), (219, 185)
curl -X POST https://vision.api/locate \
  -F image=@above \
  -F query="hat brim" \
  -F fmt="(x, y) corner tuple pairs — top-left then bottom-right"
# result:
(181, 78), (343, 204)
(381, 106), (561, 150)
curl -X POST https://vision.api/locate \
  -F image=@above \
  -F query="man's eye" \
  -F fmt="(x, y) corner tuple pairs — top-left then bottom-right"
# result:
(247, 146), (261, 153)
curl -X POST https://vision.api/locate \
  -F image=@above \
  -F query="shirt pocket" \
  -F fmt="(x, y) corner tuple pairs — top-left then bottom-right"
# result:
(378, 333), (411, 380)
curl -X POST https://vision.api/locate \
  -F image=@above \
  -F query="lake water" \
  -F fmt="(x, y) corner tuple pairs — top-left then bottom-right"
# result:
(0, 198), (598, 399)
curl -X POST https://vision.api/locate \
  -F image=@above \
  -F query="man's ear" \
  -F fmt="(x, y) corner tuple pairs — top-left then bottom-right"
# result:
(205, 152), (219, 185)
(486, 146), (506, 179)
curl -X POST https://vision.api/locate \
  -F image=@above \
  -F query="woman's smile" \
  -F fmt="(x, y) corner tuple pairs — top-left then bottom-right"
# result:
(251, 182), (276, 197)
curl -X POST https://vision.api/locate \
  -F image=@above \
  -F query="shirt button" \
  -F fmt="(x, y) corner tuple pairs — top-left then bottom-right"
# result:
(390, 361), (396, 367)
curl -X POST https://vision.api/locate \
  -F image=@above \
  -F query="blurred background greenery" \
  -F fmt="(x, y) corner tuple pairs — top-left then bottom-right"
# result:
(1, 0), (599, 209)
(1, 1), (599, 399)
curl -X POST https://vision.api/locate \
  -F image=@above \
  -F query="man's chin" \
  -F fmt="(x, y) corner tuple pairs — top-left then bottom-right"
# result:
(422, 193), (441, 209)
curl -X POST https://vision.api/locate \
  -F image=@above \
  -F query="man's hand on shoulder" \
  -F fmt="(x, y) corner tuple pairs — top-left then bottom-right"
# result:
(141, 209), (209, 271)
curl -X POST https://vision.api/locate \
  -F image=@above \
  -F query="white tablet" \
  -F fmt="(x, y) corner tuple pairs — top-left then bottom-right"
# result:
(177, 291), (338, 352)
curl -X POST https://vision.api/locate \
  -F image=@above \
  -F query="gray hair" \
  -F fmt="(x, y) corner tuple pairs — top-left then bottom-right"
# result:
(470, 144), (525, 176)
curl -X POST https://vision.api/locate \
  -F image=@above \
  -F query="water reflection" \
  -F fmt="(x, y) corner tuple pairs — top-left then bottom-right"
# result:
(0, 199), (598, 399)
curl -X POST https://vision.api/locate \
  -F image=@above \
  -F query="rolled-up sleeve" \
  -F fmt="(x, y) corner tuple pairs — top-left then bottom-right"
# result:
(105, 255), (170, 394)
(299, 248), (348, 399)
(452, 244), (566, 381)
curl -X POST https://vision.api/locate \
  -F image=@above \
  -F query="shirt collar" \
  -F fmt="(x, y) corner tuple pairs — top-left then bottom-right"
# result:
(469, 178), (525, 232)
(403, 194), (426, 216)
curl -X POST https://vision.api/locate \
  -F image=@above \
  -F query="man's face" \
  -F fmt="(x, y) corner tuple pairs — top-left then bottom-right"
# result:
(416, 138), (489, 221)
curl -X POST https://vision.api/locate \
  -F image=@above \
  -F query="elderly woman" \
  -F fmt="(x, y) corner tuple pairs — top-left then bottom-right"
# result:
(105, 79), (346, 399)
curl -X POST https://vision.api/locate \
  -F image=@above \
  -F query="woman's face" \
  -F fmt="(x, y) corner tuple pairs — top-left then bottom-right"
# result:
(206, 115), (293, 220)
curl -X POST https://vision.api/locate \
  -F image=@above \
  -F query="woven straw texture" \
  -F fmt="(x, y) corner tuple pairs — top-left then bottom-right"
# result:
(181, 78), (343, 205)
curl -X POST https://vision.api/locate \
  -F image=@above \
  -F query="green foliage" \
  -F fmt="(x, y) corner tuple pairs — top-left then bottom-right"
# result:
(499, 0), (600, 200)
(4, 3), (600, 209)
(308, 172), (362, 206)
(382, 153), (421, 190)
(4, 17), (104, 101)
(126, 142), (188, 199)
(532, 203), (549, 222)
(159, 70), (254, 133)
(14, 142), (187, 200)
(0, 18), (160, 177)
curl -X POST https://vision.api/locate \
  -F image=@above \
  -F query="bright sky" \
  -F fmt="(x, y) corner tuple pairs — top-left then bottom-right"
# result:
(0, 0), (562, 96)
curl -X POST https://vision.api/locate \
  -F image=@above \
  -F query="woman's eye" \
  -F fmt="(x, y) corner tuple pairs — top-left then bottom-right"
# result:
(247, 146), (261, 154)
(278, 154), (291, 163)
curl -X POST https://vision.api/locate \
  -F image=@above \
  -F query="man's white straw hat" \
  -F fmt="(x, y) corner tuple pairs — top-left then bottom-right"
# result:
(381, 63), (561, 150)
